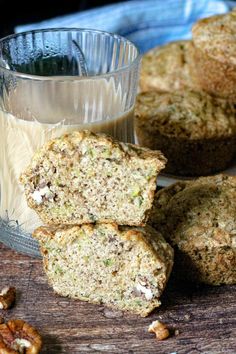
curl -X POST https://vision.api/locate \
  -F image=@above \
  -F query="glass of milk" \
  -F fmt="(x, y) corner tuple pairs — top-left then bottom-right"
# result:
(0, 28), (141, 256)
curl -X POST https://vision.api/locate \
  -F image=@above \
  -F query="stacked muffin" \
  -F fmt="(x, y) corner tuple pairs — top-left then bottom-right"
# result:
(20, 130), (174, 317)
(19, 11), (236, 318)
(136, 9), (236, 176)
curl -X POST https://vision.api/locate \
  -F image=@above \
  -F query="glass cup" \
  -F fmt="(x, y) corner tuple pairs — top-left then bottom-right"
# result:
(0, 28), (141, 256)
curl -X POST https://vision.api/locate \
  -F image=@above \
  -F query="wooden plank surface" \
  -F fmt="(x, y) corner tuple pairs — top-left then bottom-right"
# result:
(0, 242), (235, 354)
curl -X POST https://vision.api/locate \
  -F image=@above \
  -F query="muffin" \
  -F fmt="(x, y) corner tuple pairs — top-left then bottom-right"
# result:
(135, 90), (236, 176)
(20, 130), (166, 226)
(192, 9), (236, 100)
(33, 223), (174, 317)
(148, 174), (236, 285)
(140, 40), (199, 93)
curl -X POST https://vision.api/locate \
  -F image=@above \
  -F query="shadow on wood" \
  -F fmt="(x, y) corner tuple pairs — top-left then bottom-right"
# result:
(41, 334), (63, 354)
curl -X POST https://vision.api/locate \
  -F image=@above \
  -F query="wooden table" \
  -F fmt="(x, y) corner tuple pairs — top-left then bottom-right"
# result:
(0, 242), (235, 354)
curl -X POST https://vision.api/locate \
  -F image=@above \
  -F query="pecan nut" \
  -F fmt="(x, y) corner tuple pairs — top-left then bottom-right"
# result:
(148, 320), (170, 340)
(0, 287), (16, 310)
(0, 319), (42, 353)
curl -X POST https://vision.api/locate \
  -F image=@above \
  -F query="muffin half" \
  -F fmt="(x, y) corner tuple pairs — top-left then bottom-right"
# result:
(20, 130), (166, 226)
(33, 223), (174, 317)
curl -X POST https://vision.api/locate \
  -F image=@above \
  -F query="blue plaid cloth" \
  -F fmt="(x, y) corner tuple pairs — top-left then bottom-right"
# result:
(15, 0), (234, 53)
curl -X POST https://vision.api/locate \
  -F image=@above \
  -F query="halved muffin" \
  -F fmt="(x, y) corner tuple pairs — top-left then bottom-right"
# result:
(33, 223), (174, 317)
(20, 130), (166, 226)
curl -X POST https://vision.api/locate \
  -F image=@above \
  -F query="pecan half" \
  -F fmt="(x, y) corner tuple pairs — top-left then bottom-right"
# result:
(148, 320), (170, 340)
(0, 287), (16, 310)
(0, 319), (42, 353)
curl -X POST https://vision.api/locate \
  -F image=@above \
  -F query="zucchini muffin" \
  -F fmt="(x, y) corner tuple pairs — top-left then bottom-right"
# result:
(148, 174), (236, 285)
(33, 223), (174, 317)
(20, 130), (166, 226)
(135, 90), (236, 176)
(139, 40), (199, 93)
(192, 9), (236, 100)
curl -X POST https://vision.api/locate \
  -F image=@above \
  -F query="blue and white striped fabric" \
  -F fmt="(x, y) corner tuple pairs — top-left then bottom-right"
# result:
(15, 0), (234, 53)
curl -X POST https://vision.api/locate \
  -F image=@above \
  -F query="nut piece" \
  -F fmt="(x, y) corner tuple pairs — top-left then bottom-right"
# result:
(148, 320), (170, 340)
(135, 283), (153, 301)
(0, 319), (42, 353)
(0, 287), (16, 310)
(31, 186), (54, 205)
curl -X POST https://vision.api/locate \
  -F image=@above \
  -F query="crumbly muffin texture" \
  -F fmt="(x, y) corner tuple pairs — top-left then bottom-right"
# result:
(135, 90), (236, 176)
(20, 130), (166, 226)
(140, 40), (199, 93)
(192, 9), (236, 65)
(148, 174), (236, 285)
(33, 223), (174, 317)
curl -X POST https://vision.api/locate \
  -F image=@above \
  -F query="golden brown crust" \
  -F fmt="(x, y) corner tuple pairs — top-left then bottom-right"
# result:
(192, 9), (236, 99)
(148, 174), (236, 285)
(33, 223), (172, 261)
(191, 45), (236, 100)
(135, 90), (236, 176)
(135, 90), (236, 139)
(140, 40), (199, 93)
(192, 9), (236, 65)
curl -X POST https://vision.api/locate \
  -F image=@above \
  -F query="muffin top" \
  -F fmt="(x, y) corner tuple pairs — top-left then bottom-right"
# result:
(140, 40), (199, 92)
(192, 9), (236, 65)
(148, 174), (236, 249)
(135, 90), (236, 139)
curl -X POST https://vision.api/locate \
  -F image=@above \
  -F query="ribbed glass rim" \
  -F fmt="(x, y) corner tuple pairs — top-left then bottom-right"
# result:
(0, 28), (141, 81)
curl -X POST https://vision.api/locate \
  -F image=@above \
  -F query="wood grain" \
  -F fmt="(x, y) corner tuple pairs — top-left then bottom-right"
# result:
(0, 243), (235, 354)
